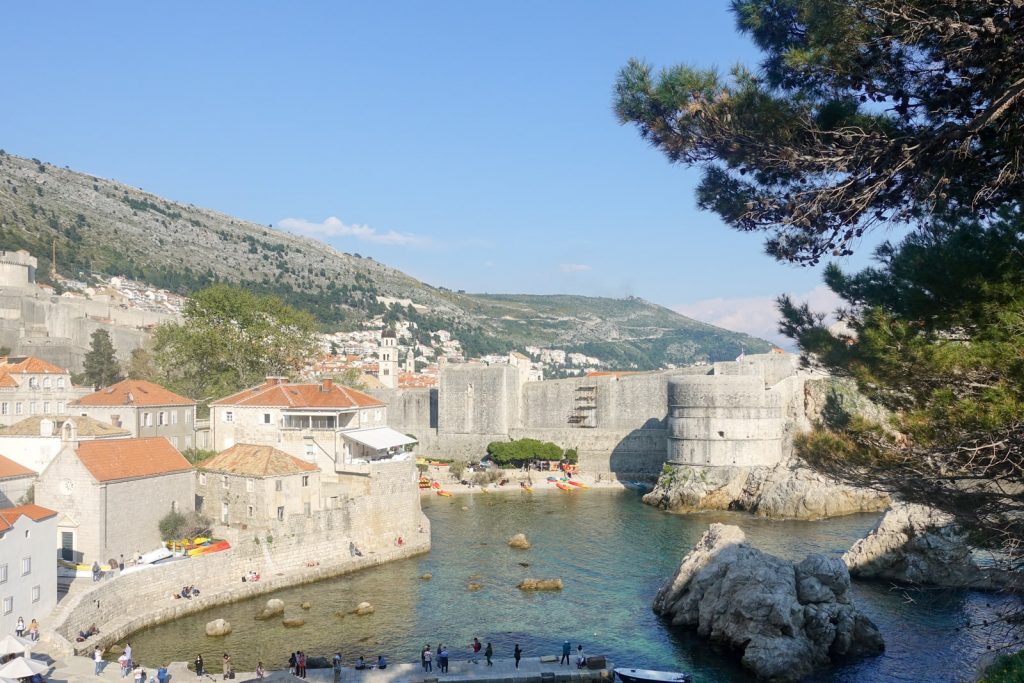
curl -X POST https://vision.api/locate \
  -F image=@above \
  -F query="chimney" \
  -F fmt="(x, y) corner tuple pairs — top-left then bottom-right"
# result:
(321, 378), (333, 392)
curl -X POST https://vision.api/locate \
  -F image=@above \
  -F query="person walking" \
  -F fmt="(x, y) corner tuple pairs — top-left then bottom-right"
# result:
(222, 652), (231, 680)
(471, 638), (482, 664)
(194, 654), (204, 678)
(94, 647), (104, 675)
(560, 640), (571, 666)
(513, 644), (522, 670)
(485, 643), (493, 667)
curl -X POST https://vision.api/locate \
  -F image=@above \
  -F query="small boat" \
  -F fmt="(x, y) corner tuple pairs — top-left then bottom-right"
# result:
(614, 669), (691, 683)
(567, 480), (588, 488)
(431, 481), (441, 489)
(436, 490), (452, 497)
(555, 481), (573, 491)
(546, 476), (558, 482)
(188, 540), (231, 557)
(521, 485), (533, 492)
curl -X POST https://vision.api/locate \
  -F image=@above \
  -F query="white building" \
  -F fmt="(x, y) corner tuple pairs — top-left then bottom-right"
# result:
(0, 504), (58, 637)
(0, 416), (130, 474)
(0, 356), (90, 427)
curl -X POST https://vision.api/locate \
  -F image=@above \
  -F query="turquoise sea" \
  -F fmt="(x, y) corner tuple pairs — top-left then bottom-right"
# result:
(125, 490), (1020, 681)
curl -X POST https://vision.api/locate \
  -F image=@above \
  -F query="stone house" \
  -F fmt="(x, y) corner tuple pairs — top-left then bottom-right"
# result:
(72, 379), (197, 450)
(195, 444), (320, 529)
(0, 503), (57, 637)
(210, 378), (416, 475)
(0, 415), (130, 474)
(35, 435), (194, 564)
(0, 453), (35, 507)
(0, 356), (90, 427)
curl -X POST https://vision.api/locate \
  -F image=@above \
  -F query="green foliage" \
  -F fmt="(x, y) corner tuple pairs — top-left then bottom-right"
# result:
(615, 1), (1024, 263)
(153, 285), (319, 404)
(182, 448), (216, 465)
(82, 329), (122, 389)
(980, 651), (1024, 683)
(471, 469), (502, 486)
(123, 345), (159, 380)
(563, 448), (578, 464)
(158, 510), (185, 541)
(486, 438), (563, 466)
(449, 460), (467, 479)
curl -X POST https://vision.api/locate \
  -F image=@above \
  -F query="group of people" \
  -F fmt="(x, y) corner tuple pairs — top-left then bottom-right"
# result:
(287, 651), (307, 678)
(240, 570), (260, 583)
(14, 616), (39, 641)
(419, 637), (515, 672)
(561, 640), (588, 668)
(77, 623), (100, 642)
(173, 585), (200, 600)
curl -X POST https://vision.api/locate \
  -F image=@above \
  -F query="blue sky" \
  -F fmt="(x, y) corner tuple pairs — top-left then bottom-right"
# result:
(0, 2), (886, 344)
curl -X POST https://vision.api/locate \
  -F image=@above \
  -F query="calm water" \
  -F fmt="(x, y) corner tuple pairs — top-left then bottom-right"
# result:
(125, 490), (1020, 681)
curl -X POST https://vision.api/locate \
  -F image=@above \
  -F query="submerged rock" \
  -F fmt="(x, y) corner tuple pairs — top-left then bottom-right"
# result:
(654, 524), (883, 682)
(205, 619), (232, 637)
(844, 503), (1013, 590)
(467, 582), (483, 591)
(282, 618), (305, 628)
(300, 602), (311, 610)
(353, 601), (375, 616)
(518, 578), (563, 591)
(255, 598), (285, 620)
(420, 573), (433, 580)
(508, 533), (531, 549)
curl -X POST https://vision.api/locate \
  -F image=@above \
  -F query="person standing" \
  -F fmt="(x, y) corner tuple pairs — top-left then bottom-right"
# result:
(423, 646), (432, 673)
(255, 662), (265, 680)
(576, 645), (586, 669)
(194, 654), (204, 678)
(288, 653), (297, 676)
(471, 638), (482, 664)
(438, 646), (448, 674)
(297, 651), (306, 678)
(157, 665), (169, 683)
(332, 652), (341, 683)
(92, 561), (101, 582)
(119, 653), (129, 678)
(125, 643), (133, 671)
(514, 644), (522, 670)
(560, 640), (571, 666)
(94, 647), (104, 675)
(485, 643), (493, 667)
(222, 652), (231, 680)
(132, 665), (143, 683)
(28, 618), (39, 642)
(15, 616), (24, 637)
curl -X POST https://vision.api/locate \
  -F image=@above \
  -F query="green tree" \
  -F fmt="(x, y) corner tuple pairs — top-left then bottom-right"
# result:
(123, 344), (159, 380)
(486, 439), (563, 466)
(614, 0), (1024, 264)
(153, 285), (319, 405)
(82, 329), (122, 388)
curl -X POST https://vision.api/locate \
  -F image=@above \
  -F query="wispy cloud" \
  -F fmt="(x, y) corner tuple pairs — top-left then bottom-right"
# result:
(559, 263), (592, 273)
(673, 285), (843, 349)
(277, 216), (429, 247)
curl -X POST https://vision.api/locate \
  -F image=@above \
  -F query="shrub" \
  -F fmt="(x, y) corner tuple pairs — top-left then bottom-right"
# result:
(564, 448), (578, 464)
(471, 469), (502, 486)
(980, 651), (1024, 683)
(450, 460), (467, 479)
(158, 510), (186, 541)
(486, 438), (563, 466)
(160, 510), (213, 541)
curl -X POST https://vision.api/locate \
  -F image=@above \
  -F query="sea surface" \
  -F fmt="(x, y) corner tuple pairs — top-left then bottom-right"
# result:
(124, 490), (1020, 681)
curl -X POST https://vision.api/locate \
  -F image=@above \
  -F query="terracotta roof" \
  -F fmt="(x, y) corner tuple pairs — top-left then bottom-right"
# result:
(75, 379), (195, 407)
(0, 503), (57, 532)
(0, 452), (35, 479)
(0, 373), (18, 388)
(0, 356), (68, 375)
(212, 378), (384, 409)
(0, 415), (130, 438)
(75, 437), (192, 482)
(198, 444), (318, 477)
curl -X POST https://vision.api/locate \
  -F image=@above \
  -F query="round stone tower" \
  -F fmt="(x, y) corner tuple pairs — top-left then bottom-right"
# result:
(666, 375), (784, 468)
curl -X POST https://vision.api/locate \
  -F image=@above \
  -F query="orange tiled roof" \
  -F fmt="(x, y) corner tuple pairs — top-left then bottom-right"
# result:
(0, 356), (68, 375)
(198, 444), (318, 477)
(0, 452), (35, 479)
(76, 379), (195, 407)
(211, 378), (384, 409)
(0, 373), (19, 388)
(76, 437), (192, 482)
(0, 503), (57, 532)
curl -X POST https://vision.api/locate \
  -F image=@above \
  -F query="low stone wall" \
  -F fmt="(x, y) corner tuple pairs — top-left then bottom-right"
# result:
(52, 518), (431, 656)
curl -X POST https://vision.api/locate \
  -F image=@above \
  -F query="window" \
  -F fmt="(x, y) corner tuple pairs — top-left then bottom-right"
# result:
(304, 444), (315, 460)
(43, 401), (50, 414)
(24, 529), (29, 539)
(221, 501), (229, 524)
(224, 411), (234, 423)
(247, 505), (254, 518)
(170, 436), (179, 448)
(43, 377), (51, 389)
(158, 411), (167, 426)
(2, 597), (11, 615)
(29, 402), (37, 415)
(171, 411), (179, 425)
(262, 412), (272, 425)
(143, 412), (152, 427)
(186, 411), (192, 423)
(276, 506), (284, 521)
(329, 496), (338, 508)
(304, 502), (311, 516)
(246, 479), (254, 493)
(15, 402), (22, 415)
(0, 563), (7, 583)
(28, 377), (38, 389)
(301, 475), (309, 487)
(275, 480), (283, 492)
(57, 401), (65, 414)
(57, 377), (65, 389)
(222, 475), (229, 489)
(31, 585), (40, 603)
(199, 472), (207, 486)
(21, 556), (31, 576)
(0, 403), (7, 416)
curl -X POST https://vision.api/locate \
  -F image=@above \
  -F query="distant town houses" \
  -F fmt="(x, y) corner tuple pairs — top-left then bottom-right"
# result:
(72, 379), (197, 449)
(0, 356), (91, 426)
(0, 503), (58, 637)
(36, 436), (194, 564)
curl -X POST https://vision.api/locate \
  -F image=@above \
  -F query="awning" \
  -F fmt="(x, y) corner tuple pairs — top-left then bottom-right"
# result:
(342, 427), (417, 451)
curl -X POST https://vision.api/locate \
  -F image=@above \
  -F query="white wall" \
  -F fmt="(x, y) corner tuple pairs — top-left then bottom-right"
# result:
(0, 513), (57, 637)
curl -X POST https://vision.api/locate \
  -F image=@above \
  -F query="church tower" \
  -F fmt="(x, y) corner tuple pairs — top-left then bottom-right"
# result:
(405, 348), (415, 373)
(379, 328), (398, 388)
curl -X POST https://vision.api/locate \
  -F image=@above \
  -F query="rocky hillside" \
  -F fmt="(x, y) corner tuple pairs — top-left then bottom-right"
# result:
(0, 151), (772, 367)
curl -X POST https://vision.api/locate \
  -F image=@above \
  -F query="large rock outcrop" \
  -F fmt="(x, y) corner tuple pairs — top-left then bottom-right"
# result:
(654, 524), (883, 682)
(644, 460), (889, 520)
(843, 503), (1014, 590)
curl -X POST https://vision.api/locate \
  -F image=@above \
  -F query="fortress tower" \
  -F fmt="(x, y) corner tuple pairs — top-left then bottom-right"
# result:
(0, 250), (37, 288)
(379, 328), (399, 389)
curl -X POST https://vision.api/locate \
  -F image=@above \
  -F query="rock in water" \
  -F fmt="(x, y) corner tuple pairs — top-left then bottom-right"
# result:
(205, 619), (232, 636)
(255, 598), (285, 620)
(517, 578), (563, 591)
(282, 618), (305, 628)
(843, 503), (1011, 590)
(353, 601), (375, 616)
(508, 533), (531, 549)
(653, 524), (883, 682)
(467, 582), (483, 591)
(301, 602), (311, 610)
(420, 573), (433, 580)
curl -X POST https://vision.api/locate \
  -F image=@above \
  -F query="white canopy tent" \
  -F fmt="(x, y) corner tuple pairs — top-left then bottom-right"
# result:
(0, 656), (48, 679)
(342, 427), (417, 461)
(0, 634), (32, 657)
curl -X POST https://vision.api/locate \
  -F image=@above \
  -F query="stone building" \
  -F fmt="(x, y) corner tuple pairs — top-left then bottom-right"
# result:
(72, 379), (197, 450)
(0, 453), (35, 507)
(210, 378), (415, 475)
(0, 503), (57, 637)
(35, 435), (194, 564)
(195, 444), (321, 529)
(0, 416), (130, 474)
(378, 328), (399, 389)
(0, 356), (90, 427)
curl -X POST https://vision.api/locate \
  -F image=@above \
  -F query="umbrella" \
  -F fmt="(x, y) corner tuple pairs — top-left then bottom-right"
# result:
(0, 656), (48, 678)
(0, 635), (31, 657)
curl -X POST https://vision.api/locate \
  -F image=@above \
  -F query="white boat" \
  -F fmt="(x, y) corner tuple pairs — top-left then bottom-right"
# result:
(614, 668), (691, 683)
